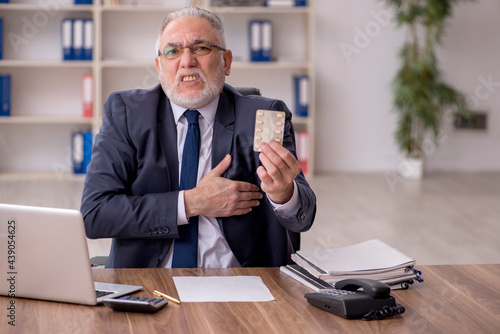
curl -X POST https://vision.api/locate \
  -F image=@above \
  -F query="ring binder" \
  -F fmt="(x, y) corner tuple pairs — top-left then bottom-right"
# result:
(0, 75), (11, 117)
(249, 20), (273, 62)
(62, 18), (93, 61)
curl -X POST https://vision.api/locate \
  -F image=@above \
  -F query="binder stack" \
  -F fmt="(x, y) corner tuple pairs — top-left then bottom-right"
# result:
(61, 18), (93, 61)
(72, 131), (93, 174)
(282, 239), (423, 291)
(0, 74), (11, 117)
(249, 20), (272, 62)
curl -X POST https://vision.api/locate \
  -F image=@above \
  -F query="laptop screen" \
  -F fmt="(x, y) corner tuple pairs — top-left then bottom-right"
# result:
(0, 203), (104, 305)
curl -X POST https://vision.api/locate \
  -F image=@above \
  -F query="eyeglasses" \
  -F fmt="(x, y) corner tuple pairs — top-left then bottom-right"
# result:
(158, 42), (227, 59)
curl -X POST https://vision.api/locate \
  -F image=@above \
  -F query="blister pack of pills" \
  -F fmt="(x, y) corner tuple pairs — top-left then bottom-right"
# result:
(253, 109), (285, 152)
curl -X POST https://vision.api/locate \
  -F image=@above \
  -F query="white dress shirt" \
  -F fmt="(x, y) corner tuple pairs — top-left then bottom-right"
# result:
(162, 97), (300, 268)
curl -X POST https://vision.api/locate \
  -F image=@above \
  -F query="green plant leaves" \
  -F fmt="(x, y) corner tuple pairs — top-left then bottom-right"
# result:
(385, 0), (473, 158)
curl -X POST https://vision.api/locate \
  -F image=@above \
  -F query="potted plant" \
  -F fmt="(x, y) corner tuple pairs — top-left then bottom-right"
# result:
(386, 0), (471, 179)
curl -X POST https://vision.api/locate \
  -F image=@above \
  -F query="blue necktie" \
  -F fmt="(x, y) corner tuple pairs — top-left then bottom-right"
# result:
(172, 110), (200, 268)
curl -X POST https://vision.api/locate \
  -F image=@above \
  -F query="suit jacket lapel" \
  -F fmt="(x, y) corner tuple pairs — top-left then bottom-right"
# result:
(212, 88), (235, 172)
(157, 93), (179, 190)
(156, 87), (235, 188)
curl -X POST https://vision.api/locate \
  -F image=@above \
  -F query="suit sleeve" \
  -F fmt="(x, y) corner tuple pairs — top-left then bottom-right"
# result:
(80, 93), (180, 239)
(268, 99), (317, 233)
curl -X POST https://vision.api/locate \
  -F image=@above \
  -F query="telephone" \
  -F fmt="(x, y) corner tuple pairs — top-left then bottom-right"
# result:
(304, 278), (405, 320)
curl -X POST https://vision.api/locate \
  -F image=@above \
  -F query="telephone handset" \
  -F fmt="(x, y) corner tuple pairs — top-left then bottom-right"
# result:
(336, 278), (391, 298)
(305, 278), (405, 320)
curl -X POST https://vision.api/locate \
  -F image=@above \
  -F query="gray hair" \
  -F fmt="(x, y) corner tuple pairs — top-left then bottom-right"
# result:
(155, 6), (226, 53)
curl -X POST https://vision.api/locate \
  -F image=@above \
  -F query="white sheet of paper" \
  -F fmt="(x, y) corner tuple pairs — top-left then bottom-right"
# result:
(172, 276), (275, 302)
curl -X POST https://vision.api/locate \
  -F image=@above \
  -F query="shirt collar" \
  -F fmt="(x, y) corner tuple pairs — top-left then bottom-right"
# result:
(171, 96), (220, 125)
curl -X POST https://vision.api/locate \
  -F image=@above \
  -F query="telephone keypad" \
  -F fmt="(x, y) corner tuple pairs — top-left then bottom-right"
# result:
(317, 289), (357, 296)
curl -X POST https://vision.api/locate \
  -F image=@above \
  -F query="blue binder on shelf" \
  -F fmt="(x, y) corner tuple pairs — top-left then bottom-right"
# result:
(266, 0), (306, 6)
(62, 18), (93, 61)
(83, 18), (93, 60)
(72, 131), (93, 174)
(61, 18), (73, 60)
(249, 20), (272, 62)
(265, 0), (294, 6)
(72, 18), (84, 60)
(294, 75), (309, 117)
(74, 0), (93, 4)
(0, 74), (11, 117)
(0, 17), (3, 60)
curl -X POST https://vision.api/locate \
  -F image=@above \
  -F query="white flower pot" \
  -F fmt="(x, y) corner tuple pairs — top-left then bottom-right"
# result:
(399, 157), (424, 180)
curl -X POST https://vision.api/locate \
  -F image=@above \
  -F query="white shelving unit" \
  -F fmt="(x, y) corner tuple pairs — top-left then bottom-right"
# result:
(0, 0), (315, 180)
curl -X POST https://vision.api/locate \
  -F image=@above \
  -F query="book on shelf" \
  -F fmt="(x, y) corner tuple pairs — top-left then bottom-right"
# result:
(82, 74), (93, 118)
(61, 18), (93, 61)
(285, 239), (423, 291)
(72, 131), (93, 174)
(74, 0), (93, 4)
(0, 74), (11, 117)
(249, 20), (272, 62)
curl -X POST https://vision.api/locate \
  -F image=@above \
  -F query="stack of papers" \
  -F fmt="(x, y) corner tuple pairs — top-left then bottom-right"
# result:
(283, 239), (423, 290)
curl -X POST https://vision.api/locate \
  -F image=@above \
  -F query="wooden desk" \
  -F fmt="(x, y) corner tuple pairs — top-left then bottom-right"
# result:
(2, 265), (499, 333)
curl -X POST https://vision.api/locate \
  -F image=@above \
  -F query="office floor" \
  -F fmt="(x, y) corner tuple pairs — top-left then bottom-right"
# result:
(1, 172), (498, 265)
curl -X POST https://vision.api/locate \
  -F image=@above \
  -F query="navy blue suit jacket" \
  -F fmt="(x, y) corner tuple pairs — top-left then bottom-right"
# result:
(81, 84), (316, 268)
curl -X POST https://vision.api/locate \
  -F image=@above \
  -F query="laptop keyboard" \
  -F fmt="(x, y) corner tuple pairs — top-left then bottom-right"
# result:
(96, 290), (115, 298)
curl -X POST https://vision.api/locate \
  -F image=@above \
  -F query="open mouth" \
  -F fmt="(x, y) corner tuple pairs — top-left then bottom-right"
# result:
(182, 75), (198, 82)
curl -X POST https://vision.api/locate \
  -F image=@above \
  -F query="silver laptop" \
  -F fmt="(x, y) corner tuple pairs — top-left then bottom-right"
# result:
(0, 203), (142, 305)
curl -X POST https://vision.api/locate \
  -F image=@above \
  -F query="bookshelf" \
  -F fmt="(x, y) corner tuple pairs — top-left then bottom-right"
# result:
(0, 0), (315, 180)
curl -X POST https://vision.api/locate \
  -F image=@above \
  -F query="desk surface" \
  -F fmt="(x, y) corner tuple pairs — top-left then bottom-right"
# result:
(2, 264), (499, 333)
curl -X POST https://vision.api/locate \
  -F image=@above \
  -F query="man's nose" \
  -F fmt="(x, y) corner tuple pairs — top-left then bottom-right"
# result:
(179, 47), (197, 67)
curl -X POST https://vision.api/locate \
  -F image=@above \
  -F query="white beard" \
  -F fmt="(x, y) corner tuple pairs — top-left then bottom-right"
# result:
(161, 61), (226, 109)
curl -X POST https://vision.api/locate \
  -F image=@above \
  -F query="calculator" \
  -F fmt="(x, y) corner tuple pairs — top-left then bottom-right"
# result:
(103, 296), (168, 313)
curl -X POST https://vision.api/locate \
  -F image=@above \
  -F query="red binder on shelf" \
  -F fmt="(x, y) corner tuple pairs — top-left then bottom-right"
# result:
(82, 74), (93, 118)
(296, 130), (309, 174)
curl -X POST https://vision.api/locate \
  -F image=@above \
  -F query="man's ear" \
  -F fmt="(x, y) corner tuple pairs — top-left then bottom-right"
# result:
(223, 49), (233, 76)
(155, 57), (161, 82)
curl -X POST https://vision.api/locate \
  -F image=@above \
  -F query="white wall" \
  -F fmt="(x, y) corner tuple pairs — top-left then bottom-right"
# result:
(314, 0), (500, 173)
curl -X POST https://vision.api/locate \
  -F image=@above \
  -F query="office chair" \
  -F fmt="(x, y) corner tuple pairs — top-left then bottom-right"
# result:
(89, 87), (300, 267)
(235, 87), (261, 96)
